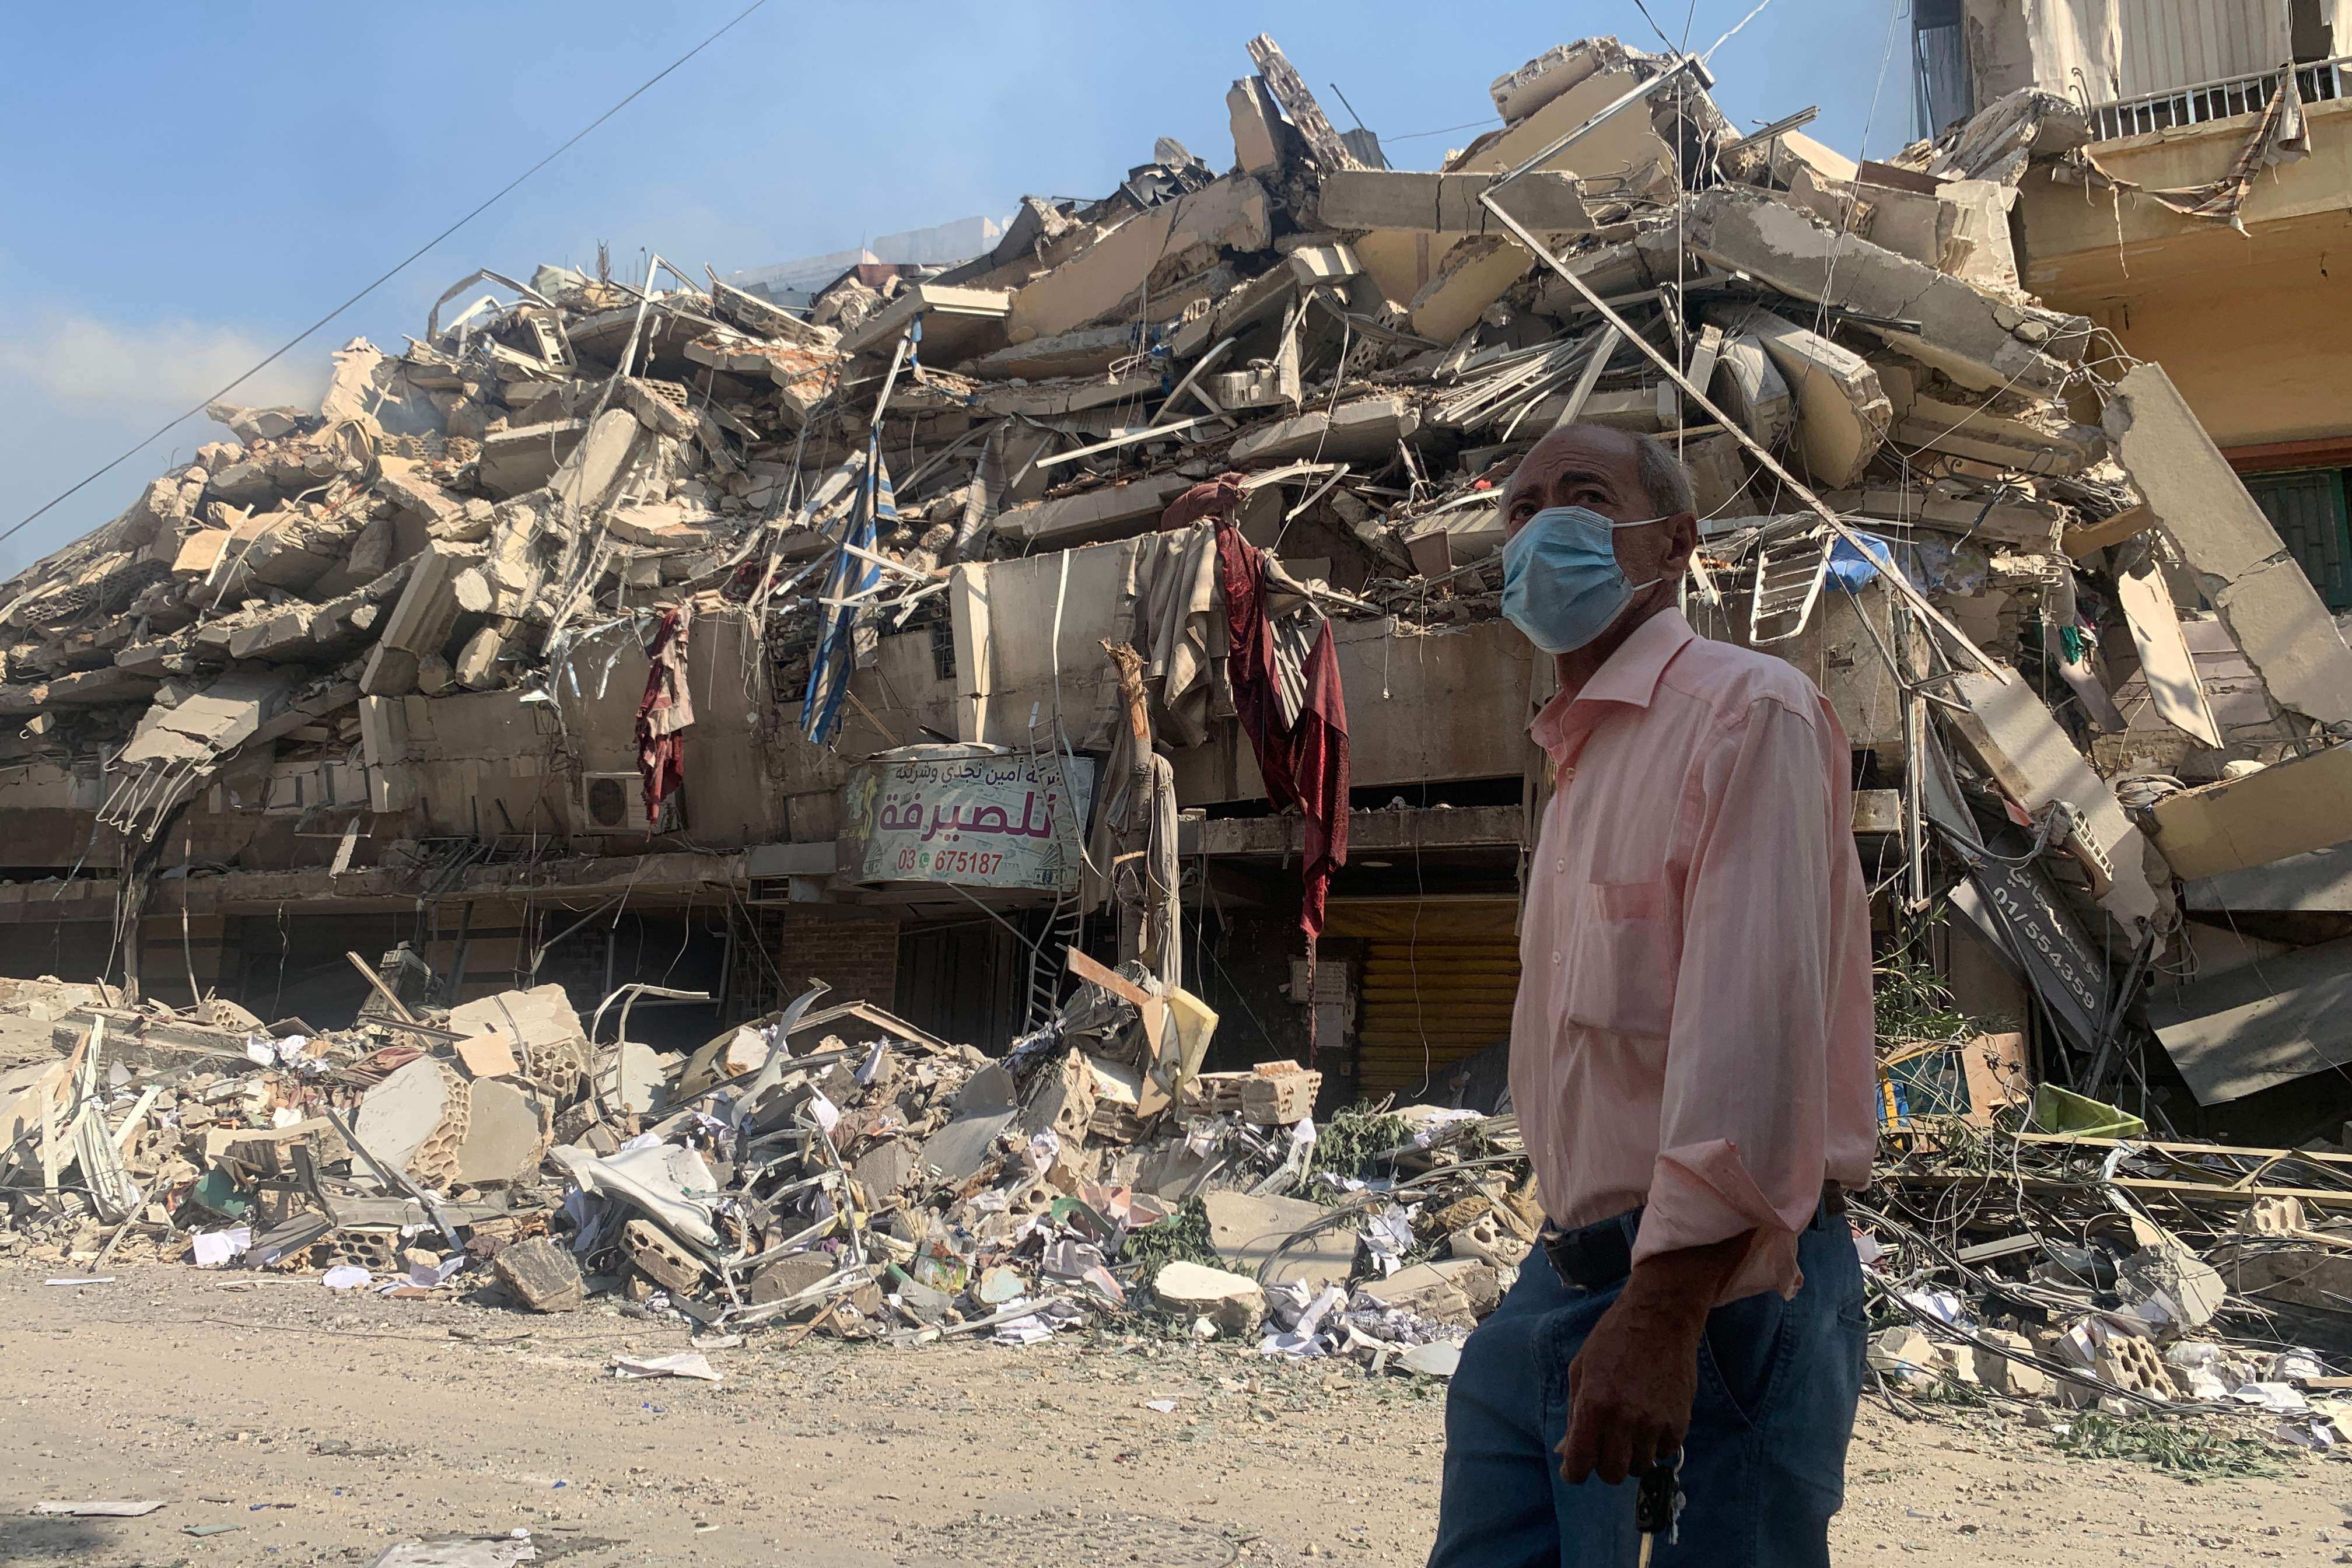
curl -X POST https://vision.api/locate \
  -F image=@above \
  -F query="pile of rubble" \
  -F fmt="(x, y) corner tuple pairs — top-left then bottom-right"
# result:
(0, 961), (1528, 1372)
(7, 34), (2346, 939)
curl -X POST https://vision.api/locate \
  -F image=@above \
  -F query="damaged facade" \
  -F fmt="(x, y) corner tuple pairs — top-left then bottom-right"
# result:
(4, 23), (2352, 1163)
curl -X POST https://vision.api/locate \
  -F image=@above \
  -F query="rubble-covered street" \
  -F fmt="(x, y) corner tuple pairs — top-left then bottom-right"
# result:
(2, 1265), (2346, 1568)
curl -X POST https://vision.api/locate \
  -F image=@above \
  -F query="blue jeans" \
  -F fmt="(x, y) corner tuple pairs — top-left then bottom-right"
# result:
(1429, 1211), (1867, 1567)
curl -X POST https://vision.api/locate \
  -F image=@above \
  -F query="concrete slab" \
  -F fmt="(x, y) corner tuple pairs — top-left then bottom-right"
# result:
(354, 1057), (451, 1175)
(1680, 187), (2087, 393)
(1005, 176), (1270, 345)
(1321, 170), (1591, 234)
(1151, 1259), (1265, 1334)
(1230, 396), (1420, 466)
(2149, 743), (2352, 881)
(453, 1079), (548, 1186)
(1200, 1190), (1355, 1289)
(2106, 363), (2352, 729)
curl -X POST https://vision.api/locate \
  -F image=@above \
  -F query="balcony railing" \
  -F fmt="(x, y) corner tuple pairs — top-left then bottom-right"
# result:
(2085, 55), (2350, 143)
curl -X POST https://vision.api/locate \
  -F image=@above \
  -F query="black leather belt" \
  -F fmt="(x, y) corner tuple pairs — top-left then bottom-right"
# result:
(1542, 1182), (1848, 1292)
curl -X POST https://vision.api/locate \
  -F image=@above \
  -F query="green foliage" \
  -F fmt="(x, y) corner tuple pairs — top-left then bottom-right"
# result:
(1299, 1107), (1415, 1197)
(1874, 930), (1979, 1051)
(2050, 1412), (2286, 1478)
(1118, 1196), (1221, 1277)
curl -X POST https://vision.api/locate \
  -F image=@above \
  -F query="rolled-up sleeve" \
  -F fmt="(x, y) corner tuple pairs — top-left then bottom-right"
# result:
(1631, 695), (1839, 1302)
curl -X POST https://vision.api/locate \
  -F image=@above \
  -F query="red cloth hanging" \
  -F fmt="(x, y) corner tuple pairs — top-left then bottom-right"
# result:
(1212, 520), (1349, 945)
(1290, 621), (1350, 943)
(635, 605), (694, 824)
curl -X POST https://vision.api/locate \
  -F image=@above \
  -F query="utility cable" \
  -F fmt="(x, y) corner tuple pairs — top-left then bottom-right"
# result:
(4, 0), (776, 554)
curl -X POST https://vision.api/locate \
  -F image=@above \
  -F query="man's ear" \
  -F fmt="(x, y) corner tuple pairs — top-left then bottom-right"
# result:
(1661, 512), (1699, 573)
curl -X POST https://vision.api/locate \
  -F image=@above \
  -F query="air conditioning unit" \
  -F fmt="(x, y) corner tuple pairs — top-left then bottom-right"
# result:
(574, 771), (680, 834)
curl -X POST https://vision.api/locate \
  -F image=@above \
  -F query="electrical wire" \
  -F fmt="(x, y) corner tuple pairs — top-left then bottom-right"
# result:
(1382, 117), (1503, 144)
(4, 0), (777, 553)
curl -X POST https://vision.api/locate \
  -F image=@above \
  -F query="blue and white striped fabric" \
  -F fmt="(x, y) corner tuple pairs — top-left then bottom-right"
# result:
(800, 446), (891, 744)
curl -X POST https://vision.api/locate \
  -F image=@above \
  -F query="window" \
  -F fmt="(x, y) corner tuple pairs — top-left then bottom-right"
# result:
(2244, 468), (2352, 610)
(1913, 0), (1972, 137)
(928, 613), (957, 681)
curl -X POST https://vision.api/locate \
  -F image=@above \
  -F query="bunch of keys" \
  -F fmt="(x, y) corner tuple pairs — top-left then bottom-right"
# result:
(1634, 1451), (1685, 1565)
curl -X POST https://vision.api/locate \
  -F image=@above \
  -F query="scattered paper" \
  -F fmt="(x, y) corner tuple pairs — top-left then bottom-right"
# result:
(690, 1332), (744, 1351)
(192, 1227), (252, 1268)
(2233, 1381), (2311, 1413)
(369, 1538), (539, 1567)
(1361, 1205), (1416, 1278)
(1144, 1399), (1180, 1413)
(806, 1090), (841, 1133)
(1899, 1289), (1966, 1326)
(322, 1265), (373, 1290)
(614, 1353), (722, 1382)
(402, 1255), (467, 1289)
(37, 1500), (164, 1517)
(1401, 1340), (1466, 1378)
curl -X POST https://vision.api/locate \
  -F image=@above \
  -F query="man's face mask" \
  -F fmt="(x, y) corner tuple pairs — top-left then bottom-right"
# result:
(1501, 506), (1667, 654)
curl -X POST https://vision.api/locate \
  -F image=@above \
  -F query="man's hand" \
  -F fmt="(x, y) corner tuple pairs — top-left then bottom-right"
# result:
(1555, 1231), (1752, 1486)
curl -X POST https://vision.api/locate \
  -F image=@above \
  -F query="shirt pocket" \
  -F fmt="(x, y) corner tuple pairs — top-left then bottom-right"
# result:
(1557, 879), (1676, 1038)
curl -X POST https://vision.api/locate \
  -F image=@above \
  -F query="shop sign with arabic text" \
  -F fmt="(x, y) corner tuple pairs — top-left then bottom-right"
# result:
(845, 750), (1094, 894)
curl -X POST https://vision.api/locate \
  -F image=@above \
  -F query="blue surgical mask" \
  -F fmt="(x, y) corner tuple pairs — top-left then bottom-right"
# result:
(1501, 506), (1665, 654)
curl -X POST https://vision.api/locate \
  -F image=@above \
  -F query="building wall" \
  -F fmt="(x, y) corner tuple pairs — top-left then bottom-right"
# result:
(760, 907), (902, 1014)
(2053, 230), (2352, 450)
(1957, 0), (2346, 107)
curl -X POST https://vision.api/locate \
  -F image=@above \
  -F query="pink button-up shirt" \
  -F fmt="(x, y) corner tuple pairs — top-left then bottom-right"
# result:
(1510, 607), (1875, 1303)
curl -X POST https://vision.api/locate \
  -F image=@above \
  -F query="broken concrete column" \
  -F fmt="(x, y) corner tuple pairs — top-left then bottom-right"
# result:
(1707, 306), (1889, 489)
(1944, 671), (2169, 933)
(2105, 363), (2352, 732)
(453, 625), (506, 690)
(551, 409), (643, 516)
(1227, 76), (1285, 173)
(358, 543), (480, 697)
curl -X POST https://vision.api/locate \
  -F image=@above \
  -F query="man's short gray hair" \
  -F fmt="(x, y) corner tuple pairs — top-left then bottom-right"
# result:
(1632, 435), (1696, 518)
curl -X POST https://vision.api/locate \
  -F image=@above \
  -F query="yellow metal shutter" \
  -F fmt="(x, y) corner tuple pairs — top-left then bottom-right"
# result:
(1325, 899), (1522, 1097)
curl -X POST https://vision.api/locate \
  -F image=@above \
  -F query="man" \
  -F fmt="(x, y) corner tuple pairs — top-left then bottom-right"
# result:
(1429, 424), (1875, 1567)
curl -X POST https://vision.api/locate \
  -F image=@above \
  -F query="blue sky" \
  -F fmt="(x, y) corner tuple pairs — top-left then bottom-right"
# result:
(0, 1), (1913, 575)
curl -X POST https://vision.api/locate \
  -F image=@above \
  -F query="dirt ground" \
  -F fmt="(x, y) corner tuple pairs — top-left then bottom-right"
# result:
(0, 1266), (2343, 1567)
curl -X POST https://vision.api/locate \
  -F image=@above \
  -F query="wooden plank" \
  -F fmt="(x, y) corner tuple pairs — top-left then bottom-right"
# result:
(2012, 1130), (2352, 1167)
(1895, 1170), (2352, 1208)
(2062, 503), (2155, 560)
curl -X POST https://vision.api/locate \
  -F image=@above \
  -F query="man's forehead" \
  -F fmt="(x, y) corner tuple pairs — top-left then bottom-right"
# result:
(1506, 428), (1640, 497)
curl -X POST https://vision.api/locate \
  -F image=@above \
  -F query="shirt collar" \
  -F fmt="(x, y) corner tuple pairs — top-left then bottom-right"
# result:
(1528, 607), (1698, 761)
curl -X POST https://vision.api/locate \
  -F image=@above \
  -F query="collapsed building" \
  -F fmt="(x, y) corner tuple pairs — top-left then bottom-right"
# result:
(4, 28), (2352, 1158)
